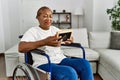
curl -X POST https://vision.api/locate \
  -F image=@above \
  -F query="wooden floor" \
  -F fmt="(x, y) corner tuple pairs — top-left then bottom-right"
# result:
(0, 74), (102, 80)
(94, 74), (103, 80)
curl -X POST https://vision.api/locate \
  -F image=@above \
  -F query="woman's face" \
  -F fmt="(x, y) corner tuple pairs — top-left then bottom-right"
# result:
(37, 9), (52, 30)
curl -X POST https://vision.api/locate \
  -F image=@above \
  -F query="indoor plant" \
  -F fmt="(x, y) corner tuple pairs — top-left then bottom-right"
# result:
(106, 0), (120, 30)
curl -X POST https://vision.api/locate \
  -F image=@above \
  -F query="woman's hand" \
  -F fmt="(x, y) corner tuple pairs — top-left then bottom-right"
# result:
(62, 36), (73, 44)
(43, 34), (62, 47)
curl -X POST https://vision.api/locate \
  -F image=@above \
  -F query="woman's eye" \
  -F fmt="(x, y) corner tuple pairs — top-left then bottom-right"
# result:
(43, 15), (52, 18)
(43, 15), (47, 18)
(50, 15), (52, 18)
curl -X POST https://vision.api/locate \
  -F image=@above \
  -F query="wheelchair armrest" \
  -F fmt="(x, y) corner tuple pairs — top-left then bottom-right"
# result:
(61, 42), (86, 59)
(30, 49), (45, 55)
(30, 49), (50, 64)
(61, 42), (81, 47)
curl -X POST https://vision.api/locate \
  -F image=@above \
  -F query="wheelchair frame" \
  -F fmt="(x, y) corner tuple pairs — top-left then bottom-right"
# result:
(12, 43), (85, 80)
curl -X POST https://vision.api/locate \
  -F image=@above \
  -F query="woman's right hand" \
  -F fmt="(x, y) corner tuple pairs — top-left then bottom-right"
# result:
(43, 35), (62, 47)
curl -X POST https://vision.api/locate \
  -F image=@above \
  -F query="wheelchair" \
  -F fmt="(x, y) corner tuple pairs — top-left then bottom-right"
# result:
(12, 43), (86, 80)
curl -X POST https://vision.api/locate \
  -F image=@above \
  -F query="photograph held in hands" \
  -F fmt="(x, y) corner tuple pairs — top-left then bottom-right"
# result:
(57, 29), (72, 42)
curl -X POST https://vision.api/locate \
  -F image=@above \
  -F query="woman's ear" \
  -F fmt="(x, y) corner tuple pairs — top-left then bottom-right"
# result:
(36, 16), (38, 19)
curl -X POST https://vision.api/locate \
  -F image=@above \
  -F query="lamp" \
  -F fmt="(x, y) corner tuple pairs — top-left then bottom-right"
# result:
(74, 8), (83, 28)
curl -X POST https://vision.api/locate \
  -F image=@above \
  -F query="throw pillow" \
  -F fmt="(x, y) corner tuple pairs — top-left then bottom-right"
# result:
(72, 28), (89, 48)
(110, 31), (120, 50)
(89, 32), (111, 49)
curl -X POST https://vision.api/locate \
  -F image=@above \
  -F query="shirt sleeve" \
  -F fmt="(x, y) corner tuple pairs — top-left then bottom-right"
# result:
(20, 28), (36, 42)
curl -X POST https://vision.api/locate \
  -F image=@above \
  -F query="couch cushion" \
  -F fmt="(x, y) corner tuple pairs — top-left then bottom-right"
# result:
(95, 49), (120, 79)
(62, 47), (99, 61)
(72, 28), (89, 48)
(110, 31), (120, 50)
(89, 32), (111, 49)
(95, 49), (120, 71)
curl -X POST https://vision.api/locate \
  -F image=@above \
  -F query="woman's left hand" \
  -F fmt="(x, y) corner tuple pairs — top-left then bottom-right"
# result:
(63, 36), (73, 44)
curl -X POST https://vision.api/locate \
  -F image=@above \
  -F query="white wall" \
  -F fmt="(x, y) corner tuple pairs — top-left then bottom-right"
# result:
(0, 0), (11, 52)
(83, 0), (94, 31)
(1, 0), (20, 51)
(0, 0), (5, 52)
(7, 0), (21, 45)
(84, 0), (115, 32)
(92, 0), (114, 31)
(20, 0), (84, 34)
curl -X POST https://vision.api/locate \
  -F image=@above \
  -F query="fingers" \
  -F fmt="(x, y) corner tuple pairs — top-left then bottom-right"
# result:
(55, 32), (62, 41)
(63, 36), (73, 44)
(50, 40), (62, 47)
(44, 34), (73, 47)
(44, 35), (62, 47)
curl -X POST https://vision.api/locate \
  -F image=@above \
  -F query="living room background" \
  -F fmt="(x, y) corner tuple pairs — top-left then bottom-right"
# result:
(0, 0), (117, 52)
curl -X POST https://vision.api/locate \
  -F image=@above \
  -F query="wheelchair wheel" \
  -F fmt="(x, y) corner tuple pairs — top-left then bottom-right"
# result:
(13, 63), (40, 80)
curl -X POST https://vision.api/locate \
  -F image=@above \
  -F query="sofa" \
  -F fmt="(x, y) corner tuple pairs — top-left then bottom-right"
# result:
(4, 28), (120, 80)
(89, 31), (120, 80)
